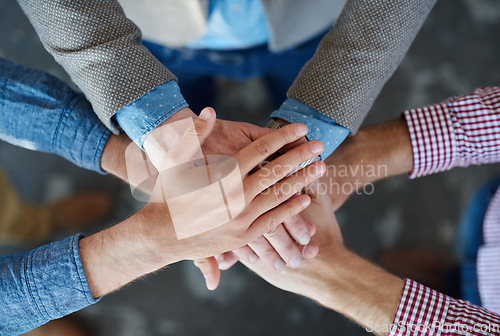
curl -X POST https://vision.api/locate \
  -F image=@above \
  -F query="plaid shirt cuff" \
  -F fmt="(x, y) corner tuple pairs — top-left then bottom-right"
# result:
(403, 87), (500, 179)
(390, 279), (500, 336)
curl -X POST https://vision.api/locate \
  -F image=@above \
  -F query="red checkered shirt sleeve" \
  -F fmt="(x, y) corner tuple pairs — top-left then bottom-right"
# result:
(389, 279), (500, 336)
(403, 87), (500, 178)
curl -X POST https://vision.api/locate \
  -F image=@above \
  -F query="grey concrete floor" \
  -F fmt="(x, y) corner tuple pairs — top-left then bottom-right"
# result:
(1, 0), (499, 335)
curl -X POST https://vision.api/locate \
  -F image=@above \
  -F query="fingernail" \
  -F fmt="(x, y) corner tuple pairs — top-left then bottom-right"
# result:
(314, 163), (326, 176)
(296, 125), (308, 137)
(301, 196), (311, 208)
(205, 276), (212, 288)
(311, 141), (324, 155)
(298, 232), (311, 245)
(199, 108), (210, 120)
(290, 255), (303, 268)
(303, 244), (319, 258)
(274, 259), (286, 271)
(249, 254), (259, 264)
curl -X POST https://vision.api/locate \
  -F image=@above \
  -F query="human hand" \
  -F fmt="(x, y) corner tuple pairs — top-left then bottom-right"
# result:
(140, 109), (326, 264)
(141, 107), (315, 287)
(240, 189), (404, 336)
(240, 187), (342, 297)
(143, 107), (276, 167)
(322, 118), (413, 211)
(194, 210), (319, 290)
(83, 110), (326, 298)
(101, 107), (316, 286)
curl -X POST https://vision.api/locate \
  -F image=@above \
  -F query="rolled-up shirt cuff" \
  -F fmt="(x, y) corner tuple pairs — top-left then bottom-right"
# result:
(389, 279), (449, 335)
(53, 95), (111, 174)
(270, 98), (350, 160)
(0, 234), (99, 334)
(115, 81), (189, 150)
(27, 234), (99, 315)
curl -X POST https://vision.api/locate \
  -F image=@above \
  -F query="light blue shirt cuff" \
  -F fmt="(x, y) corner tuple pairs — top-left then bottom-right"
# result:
(270, 98), (350, 160)
(115, 81), (189, 149)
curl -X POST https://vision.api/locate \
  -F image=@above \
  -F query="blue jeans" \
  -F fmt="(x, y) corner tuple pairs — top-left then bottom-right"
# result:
(458, 176), (500, 305)
(143, 32), (325, 114)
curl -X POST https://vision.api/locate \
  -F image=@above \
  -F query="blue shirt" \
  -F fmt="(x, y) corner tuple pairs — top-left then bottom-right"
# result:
(0, 58), (110, 173)
(0, 58), (103, 334)
(116, 0), (350, 160)
(187, 0), (270, 50)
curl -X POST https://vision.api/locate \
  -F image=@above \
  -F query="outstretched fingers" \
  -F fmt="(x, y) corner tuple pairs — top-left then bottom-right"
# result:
(233, 123), (308, 176)
(245, 140), (324, 199)
(244, 193), (312, 243)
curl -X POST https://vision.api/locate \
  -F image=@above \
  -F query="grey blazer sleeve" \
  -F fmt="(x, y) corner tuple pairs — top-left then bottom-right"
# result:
(287, 0), (437, 133)
(17, 0), (177, 134)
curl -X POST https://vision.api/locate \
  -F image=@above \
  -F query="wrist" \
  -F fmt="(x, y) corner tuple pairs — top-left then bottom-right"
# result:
(79, 214), (158, 298)
(134, 203), (184, 266)
(327, 118), (413, 185)
(100, 134), (132, 178)
(143, 107), (197, 167)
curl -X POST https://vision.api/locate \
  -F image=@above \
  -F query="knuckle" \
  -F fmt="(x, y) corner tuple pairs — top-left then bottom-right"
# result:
(270, 164), (284, 179)
(273, 188), (287, 204)
(266, 215), (279, 233)
(254, 139), (272, 157)
(265, 225), (280, 237)
(262, 245), (275, 257)
(283, 241), (296, 252)
(183, 126), (201, 139)
(285, 215), (299, 229)
(299, 146), (311, 162)
(280, 127), (293, 144)
(287, 203), (297, 218)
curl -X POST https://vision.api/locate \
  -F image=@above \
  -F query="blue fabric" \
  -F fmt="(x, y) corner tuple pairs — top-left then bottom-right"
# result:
(0, 58), (110, 173)
(187, 0), (270, 50)
(457, 177), (500, 305)
(271, 99), (350, 160)
(139, 31), (349, 157)
(114, 81), (188, 149)
(143, 30), (325, 110)
(0, 234), (99, 335)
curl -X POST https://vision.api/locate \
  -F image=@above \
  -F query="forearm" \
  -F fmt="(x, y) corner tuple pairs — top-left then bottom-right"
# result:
(324, 118), (413, 186)
(244, 244), (404, 336)
(100, 133), (135, 183)
(79, 210), (170, 298)
(314, 249), (404, 336)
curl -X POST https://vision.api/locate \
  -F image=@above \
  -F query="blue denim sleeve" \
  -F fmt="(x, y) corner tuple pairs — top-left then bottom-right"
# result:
(270, 98), (350, 160)
(0, 234), (99, 335)
(114, 81), (189, 149)
(0, 58), (110, 173)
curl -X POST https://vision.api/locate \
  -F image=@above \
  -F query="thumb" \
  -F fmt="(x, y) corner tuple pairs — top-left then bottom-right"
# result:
(194, 257), (221, 291)
(160, 107), (217, 170)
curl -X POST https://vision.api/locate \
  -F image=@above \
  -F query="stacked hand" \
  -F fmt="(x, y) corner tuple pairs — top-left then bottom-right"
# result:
(91, 108), (325, 298)
(141, 107), (318, 289)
